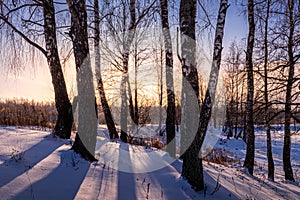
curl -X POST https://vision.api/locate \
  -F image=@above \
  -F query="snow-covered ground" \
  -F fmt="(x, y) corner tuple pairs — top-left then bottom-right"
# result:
(0, 126), (299, 200)
(215, 130), (300, 182)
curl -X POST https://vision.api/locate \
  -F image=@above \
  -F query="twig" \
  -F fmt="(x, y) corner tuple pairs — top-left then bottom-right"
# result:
(211, 173), (221, 195)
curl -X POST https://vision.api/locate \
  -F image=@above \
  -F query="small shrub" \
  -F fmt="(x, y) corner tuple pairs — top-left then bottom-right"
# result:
(10, 147), (25, 162)
(203, 148), (237, 166)
(152, 138), (164, 149)
(128, 135), (165, 149)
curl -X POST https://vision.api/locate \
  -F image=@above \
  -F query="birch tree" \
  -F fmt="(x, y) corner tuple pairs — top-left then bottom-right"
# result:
(283, 0), (297, 181)
(66, 0), (98, 161)
(243, 0), (256, 175)
(179, 0), (199, 159)
(100, 0), (156, 142)
(119, 0), (136, 142)
(160, 0), (176, 157)
(261, 0), (274, 181)
(223, 41), (246, 140)
(94, 0), (119, 140)
(0, 0), (73, 139)
(43, 0), (73, 139)
(180, 0), (228, 190)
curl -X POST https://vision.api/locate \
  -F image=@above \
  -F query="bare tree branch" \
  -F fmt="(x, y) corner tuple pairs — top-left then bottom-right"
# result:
(0, 14), (46, 56)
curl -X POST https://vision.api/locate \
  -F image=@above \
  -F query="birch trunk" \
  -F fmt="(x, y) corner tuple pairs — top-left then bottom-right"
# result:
(158, 47), (163, 134)
(243, 0), (255, 175)
(94, 0), (119, 140)
(180, 0), (228, 191)
(160, 0), (176, 157)
(179, 0), (199, 158)
(43, 0), (73, 139)
(67, 0), (98, 161)
(263, 0), (274, 181)
(120, 0), (136, 142)
(283, 0), (295, 182)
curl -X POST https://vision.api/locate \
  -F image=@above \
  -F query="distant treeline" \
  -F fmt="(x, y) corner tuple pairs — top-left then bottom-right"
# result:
(1, 98), (298, 131)
(0, 99), (57, 128)
(0, 98), (182, 129)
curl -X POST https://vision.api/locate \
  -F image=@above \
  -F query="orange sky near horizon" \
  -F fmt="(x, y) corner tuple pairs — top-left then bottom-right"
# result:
(0, 58), (78, 102)
(0, 63), (54, 102)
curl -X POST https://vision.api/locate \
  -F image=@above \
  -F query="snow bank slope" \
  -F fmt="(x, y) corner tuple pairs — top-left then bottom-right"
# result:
(0, 127), (299, 200)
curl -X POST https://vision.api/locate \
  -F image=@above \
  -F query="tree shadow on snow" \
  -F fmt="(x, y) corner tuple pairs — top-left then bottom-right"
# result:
(0, 135), (66, 188)
(117, 142), (137, 200)
(149, 151), (240, 200)
(12, 149), (90, 200)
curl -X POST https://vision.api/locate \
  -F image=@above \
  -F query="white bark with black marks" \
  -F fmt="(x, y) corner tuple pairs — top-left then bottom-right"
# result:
(67, 0), (98, 162)
(283, 0), (296, 182)
(160, 0), (176, 157)
(243, 0), (255, 176)
(181, 0), (228, 191)
(43, 0), (73, 139)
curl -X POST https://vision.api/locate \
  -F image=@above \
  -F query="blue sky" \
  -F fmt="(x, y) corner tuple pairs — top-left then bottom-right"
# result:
(223, 2), (248, 49)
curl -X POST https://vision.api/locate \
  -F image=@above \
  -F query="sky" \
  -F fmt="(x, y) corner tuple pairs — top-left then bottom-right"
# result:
(0, 62), (55, 102)
(0, 2), (247, 102)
